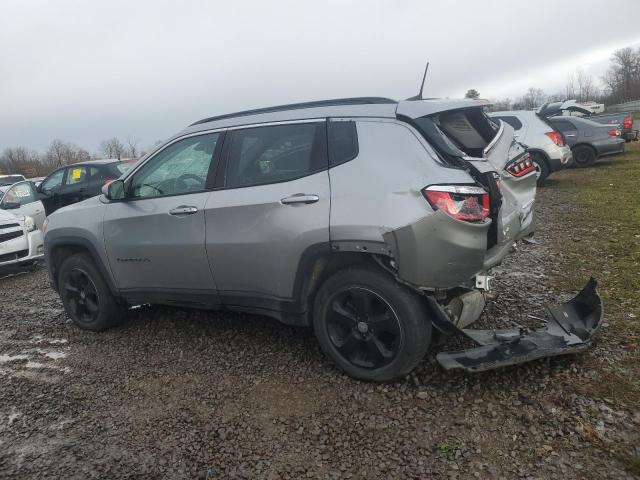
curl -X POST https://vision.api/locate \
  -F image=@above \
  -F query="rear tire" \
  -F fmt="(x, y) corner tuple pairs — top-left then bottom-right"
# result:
(531, 154), (550, 186)
(313, 265), (431, 381)
(58, 253), (125, 331)
(572, 145), (596, 168)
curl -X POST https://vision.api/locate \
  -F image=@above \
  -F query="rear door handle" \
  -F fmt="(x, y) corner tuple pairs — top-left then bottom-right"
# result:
(281, 194), (319, 205)
(565, 134), (576, 137)
(169, 205), (198, 216)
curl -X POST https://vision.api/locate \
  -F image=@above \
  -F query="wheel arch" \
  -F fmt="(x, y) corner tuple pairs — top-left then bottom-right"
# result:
(291, 243), (392, 327)
(46, 237), (118, 297)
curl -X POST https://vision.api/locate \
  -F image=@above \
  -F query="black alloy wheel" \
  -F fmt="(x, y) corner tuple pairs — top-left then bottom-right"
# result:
(326, 287), (403, 369)
(62, 268), (101, 324)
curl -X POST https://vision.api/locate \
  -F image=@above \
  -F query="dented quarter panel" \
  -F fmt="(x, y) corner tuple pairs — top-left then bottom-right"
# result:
(330, 119), (491, 288)
(329, 119), (475, 242)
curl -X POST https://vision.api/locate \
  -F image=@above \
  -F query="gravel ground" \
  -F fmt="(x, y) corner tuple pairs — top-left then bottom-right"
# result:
(1, 180), (639, 479)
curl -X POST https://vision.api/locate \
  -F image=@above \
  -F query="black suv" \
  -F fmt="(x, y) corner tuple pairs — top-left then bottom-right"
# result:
(38, 159), (135, 215)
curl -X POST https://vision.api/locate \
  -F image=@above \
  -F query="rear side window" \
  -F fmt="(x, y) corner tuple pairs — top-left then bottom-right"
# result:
(65, 166), (88, 186)
(552, 120), (574, 132)
(328, 120), (358, 166)
(495, 116), (523, 131)
(225, 122), (326, 187)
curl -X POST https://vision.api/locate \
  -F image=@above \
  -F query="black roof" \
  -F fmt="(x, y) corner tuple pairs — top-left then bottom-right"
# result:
(190, 97), (397, 126)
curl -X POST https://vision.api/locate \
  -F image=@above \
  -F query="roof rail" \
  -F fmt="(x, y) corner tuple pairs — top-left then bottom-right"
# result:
(189, 97), (397, 126)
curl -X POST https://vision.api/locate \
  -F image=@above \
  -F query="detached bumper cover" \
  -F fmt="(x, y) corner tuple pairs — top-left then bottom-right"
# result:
(437, 278), (602, 372)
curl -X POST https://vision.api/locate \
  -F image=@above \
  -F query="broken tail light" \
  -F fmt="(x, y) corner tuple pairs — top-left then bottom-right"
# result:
(505, 154), (536, 178)
(607, 128), (621, 137)
(422, 185), (490, 222)
(544, 131), (565, 146)
(623, 115), (633, 130)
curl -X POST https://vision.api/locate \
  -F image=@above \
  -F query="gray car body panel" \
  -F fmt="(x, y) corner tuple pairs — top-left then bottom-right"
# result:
(45, 98), (536, 317)
(548, 116), (626, 157)
(204, 169), (330, 302)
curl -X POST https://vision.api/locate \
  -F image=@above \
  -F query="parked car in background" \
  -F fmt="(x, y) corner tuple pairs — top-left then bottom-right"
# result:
(547, 115), (625, 167)
(539, 100), (638, 142)
(0, 174), (27, 196)
(588, 112), (638, 142)
(44, 97), (600, 381)
(0, 181), (46, 230)
(488, 110), (572, 185)
(0, 207), (44, 270)
(37, 159), (135, 215)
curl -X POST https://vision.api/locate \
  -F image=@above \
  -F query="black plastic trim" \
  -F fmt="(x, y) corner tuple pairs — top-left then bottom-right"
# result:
(190, 97), (397, 126)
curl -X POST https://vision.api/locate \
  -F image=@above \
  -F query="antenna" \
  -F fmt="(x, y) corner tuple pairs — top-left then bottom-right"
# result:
(407, 62), (429, 100)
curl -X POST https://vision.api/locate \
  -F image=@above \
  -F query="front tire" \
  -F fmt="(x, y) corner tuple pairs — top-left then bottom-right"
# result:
(313, 266), (431, 381)
(58, 253), (125, 331)
(572, 145), (596, 167)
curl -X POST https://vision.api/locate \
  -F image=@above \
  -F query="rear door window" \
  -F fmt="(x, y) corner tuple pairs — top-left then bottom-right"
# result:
(328, 120), (358, 166)
(495, 116), (523, 130)
(552, 120), (575, 132)
(224, 122), (327, 187)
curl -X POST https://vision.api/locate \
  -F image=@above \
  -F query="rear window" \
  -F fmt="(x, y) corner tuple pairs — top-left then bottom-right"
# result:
(0, 175), (25, 186)
(116, 161), (136, 174)
(328, 120), (358, 166)
(433, 109), (497, 157)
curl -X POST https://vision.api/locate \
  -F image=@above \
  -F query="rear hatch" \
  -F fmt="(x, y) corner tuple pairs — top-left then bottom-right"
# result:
(397, 99), (537, 249)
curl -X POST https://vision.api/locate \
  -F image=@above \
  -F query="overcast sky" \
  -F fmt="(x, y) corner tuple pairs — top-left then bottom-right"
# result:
(1, 0), (639, 153)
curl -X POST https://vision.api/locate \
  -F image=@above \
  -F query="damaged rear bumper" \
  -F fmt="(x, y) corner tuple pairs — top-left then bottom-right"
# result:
(436, 278), (602, 372)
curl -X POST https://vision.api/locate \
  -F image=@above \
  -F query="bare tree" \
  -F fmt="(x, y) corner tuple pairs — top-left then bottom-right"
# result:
(99, 137), (126, 160)
(125, 136), (139, 158)
(565, 72), (576, 99)
(0, 147), (44, 176)
(486, 98), (512, 112)
(601, 47), (640, 103)
(520, 87), (546, 110)
(43, 139), (91, 170)
(575, 68), (596, 102)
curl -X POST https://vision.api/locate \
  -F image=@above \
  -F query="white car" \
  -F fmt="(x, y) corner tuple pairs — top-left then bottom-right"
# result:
(0, 208), (44, 269)
(0, 181), (47, 230)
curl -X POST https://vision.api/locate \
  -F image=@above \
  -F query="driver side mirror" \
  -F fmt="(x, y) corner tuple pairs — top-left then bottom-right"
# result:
(102, 179), (126, 201)
(1, 201), (21, 210)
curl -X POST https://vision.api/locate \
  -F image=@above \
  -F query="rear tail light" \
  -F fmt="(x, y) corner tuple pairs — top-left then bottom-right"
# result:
(422, 185), (490, 222)
(623, 115), (633, 130)
(505, 154), (536, 177)
(103, 179), (115, 186)
(544, 131), (565, 146)
(607, 128), (621, 137)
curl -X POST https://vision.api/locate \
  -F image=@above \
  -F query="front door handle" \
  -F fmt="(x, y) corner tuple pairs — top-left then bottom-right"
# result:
(281, 194), (319, 205)
(565, 133), (576, 137)
(169, 205), (198, 216)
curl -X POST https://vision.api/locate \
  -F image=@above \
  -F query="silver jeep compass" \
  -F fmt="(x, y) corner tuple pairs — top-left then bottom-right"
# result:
(44, 97), (601, 381)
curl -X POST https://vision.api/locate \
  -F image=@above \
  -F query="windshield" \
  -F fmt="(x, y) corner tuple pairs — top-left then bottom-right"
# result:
(0, 175), (25, 186)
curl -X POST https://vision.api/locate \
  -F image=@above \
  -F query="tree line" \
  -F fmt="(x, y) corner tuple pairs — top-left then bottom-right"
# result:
(0, 137), (147, 178)
(465, 46), (640, 111)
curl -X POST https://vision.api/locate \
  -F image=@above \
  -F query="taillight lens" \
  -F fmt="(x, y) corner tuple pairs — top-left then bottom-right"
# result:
(505, 154), (536, 177)
(623, 115), (633, 130)
(544, 131), (565, 146)
(607, 128), (621, 137)
(103, 179), (115, 186)
(422, 185), (490, 222)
